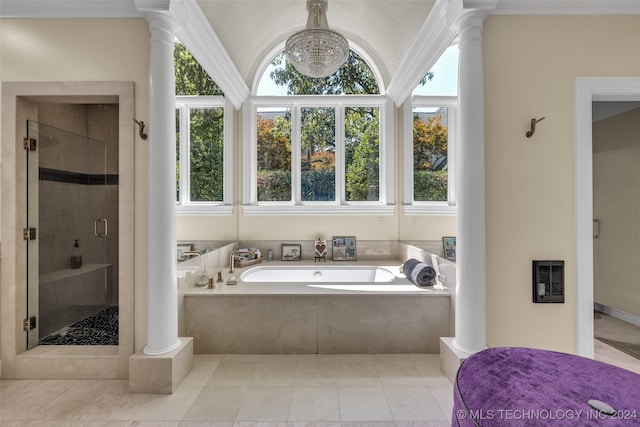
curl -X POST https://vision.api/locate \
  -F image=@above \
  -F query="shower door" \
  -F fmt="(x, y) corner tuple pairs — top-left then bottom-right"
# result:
(26, 120), (113, 348)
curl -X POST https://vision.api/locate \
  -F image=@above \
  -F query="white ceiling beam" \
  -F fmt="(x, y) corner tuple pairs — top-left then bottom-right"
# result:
(170, 0), (250, 110)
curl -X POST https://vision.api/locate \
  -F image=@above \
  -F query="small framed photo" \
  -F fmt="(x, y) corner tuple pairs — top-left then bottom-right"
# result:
(332, 236), (357, 261)
(442, 236), (456, 261)
(282, 244), (302, 261)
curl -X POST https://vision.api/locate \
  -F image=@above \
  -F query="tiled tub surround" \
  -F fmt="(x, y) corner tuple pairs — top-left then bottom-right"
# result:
(177, 242), (239, 336)
(185, 260), (451, 354)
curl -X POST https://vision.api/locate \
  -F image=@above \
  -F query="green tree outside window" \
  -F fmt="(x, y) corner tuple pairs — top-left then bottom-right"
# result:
(174, 43), (225, 203)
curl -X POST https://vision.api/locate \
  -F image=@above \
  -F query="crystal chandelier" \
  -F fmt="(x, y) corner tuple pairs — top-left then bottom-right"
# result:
(285, 0), (349, 79)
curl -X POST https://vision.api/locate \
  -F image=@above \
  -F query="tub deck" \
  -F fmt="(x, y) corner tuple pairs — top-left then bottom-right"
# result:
(184, 260), (450, 296)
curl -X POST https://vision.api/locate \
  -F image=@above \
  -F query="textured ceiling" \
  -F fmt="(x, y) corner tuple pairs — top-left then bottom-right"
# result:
(196, 0), (436, 89)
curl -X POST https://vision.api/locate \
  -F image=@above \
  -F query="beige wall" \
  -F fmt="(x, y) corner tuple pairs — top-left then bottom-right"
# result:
(177, 205), (457, 242)
(484, 15), (640, 352)
(1, 19), (150, 350)
(593, 107), (640, 318)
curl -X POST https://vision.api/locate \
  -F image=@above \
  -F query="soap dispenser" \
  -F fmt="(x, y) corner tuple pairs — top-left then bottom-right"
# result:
(70, 239), (82, 269)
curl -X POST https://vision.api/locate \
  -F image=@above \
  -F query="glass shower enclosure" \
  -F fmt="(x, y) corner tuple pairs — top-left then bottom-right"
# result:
(25, 120), (117, 349)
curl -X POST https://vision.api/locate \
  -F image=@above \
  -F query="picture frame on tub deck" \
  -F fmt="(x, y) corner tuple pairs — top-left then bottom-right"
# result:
(442, 236), (456, 261)
(332, 236), (357, 261)
(282, 244), (302, 261)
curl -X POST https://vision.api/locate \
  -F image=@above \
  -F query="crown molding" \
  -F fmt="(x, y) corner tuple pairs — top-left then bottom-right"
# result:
(463, 0), (499, 10)
(134, 0), (170, 12)
(492, 0), (640, 15)
(0, 0), (143, 18)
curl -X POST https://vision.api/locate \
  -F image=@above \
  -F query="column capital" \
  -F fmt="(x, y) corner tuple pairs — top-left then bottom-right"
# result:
(147, 11), (175, 35)
(135, 0), (174, 39)
(455, 9), (490, 42)
(145, 11), (176, 53)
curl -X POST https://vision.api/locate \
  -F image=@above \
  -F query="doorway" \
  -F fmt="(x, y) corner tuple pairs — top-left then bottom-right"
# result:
(574, 77), (640, 358)
(1, 81), (134, 379)
(592, 101), (640, 362)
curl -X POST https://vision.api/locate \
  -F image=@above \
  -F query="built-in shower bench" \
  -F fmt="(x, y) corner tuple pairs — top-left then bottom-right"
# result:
(39, 263), (113, 337)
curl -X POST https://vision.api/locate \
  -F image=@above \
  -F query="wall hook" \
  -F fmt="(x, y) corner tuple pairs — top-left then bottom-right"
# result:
(525, 117), (545, 138)
(133, 119), (148, 140)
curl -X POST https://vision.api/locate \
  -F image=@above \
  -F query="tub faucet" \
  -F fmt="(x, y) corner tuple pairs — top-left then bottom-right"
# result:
(229, 250), (255, 273)
(180, 251), (202, 261)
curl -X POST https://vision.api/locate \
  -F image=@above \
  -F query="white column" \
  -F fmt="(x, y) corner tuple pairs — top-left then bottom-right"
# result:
(144, 12), (181, 356)
(453, 10), (488, 354)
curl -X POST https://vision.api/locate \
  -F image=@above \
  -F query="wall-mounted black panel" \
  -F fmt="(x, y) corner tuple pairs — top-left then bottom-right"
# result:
(532, 260), (565, 303)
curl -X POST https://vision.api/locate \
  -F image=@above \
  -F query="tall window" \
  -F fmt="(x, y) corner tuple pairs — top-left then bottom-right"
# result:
(244, 51), (393, 214)
(256, 107), (292, 202)
(411, 102), (454, 203)
(175, 43), (233, 213)
(404, 45), (459, 214)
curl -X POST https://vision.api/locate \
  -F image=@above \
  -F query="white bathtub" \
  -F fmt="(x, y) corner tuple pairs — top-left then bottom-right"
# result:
(240, 265), (395, 283)
(186, 262), (450, 295)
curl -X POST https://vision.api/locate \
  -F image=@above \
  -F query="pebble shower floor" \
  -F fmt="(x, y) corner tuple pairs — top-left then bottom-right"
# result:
(39, 305), (119, 345)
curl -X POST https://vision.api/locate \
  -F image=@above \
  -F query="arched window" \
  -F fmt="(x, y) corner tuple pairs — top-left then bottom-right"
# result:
(257, 51), (379, 96)
(244, 49), (392, 214)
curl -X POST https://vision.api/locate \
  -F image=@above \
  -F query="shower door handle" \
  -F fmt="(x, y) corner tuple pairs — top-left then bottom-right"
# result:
(94, 218), (108, 237)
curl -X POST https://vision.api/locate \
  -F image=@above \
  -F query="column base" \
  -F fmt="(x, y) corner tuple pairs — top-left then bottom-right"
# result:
(129, 337), (193, 394)
(440, 337), (474, 384)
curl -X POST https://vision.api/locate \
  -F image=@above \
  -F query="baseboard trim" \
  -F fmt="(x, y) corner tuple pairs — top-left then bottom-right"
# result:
(594, 302), (640, 328)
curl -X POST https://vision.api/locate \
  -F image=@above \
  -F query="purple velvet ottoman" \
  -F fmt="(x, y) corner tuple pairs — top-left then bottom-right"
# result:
(453, 347), (640, 426)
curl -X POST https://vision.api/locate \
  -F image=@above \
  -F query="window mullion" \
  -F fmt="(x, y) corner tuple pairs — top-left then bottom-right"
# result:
(381, 98), (393, 205)
(178, 105), (190, 205)
(448, 104), (457, 206)
(223, 98), (233, 206)
(291, 104), (301, 205)
(246, 101), (257, 204)
(403, 98), (415, 205)
(183, 107), (192, 204)
(335, 104), (345, 204)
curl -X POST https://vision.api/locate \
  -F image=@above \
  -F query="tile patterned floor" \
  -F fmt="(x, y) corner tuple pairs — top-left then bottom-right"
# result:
(3, 327), (639, 427)
(0, 354), (453, 427)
